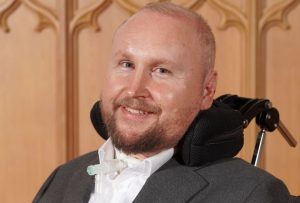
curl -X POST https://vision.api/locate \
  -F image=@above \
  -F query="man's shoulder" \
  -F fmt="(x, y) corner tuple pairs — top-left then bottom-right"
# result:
(136, 157), (291, 203)
(33, 151), (99, 202)
(196, 158), (279, 183)
(44, 150), (99, 187)
(192, 158), (290, 202)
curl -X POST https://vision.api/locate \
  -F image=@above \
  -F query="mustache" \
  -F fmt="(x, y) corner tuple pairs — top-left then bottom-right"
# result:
(113, 97), (161, 114)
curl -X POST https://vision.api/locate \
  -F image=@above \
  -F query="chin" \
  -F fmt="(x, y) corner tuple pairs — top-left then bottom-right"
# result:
(118, 131), (142, 143)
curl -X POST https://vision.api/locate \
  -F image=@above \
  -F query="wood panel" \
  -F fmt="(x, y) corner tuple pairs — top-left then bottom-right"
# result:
(264, 4), (300, 194)
(0, 1), (65, 202)
(78, 2), (130, 154)
(0, 1), (299, 202)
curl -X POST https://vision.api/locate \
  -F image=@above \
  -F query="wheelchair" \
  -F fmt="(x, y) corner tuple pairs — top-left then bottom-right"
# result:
(90, 94), (299, 200)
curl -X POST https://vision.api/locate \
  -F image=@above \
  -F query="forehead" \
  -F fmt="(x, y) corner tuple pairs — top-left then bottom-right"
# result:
(112, 12), (202, 63)
(115, 11), (199, 47)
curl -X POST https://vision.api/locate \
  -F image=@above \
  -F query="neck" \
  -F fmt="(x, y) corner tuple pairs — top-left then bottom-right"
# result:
(130, 153), (148, 160)
(127, 150), (165, 160)
(114, 146), (168, 160)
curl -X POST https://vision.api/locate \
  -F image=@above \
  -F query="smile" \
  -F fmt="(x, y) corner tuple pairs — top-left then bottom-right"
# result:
(124, 106), (149, 115)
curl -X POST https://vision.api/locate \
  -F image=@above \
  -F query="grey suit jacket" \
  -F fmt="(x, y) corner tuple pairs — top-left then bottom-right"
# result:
(33, 151), (294, 203)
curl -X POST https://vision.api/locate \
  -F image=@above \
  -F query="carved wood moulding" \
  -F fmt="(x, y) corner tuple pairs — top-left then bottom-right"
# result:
(70, 0), (112, 34)
(0, 0), (58, 33)
(0, 0), (21, 32)
(259, 0), (299, 32)
(115, 0), (206, 14)
(110, 0), (299, 37)
(1, 0), (297, 35)
(208, 0), (298, 33)
(22, 0), (59, 32)
(208, 0), (247, 31)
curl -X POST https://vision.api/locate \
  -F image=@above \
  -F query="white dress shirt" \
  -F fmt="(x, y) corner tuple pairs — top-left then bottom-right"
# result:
(88, 138), (174, 203)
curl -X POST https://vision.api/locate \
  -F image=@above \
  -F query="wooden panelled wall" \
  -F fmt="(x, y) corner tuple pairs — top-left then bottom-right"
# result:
(0, 0), (299, 202)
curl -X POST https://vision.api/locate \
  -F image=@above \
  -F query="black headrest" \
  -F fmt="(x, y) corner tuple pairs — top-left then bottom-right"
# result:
(90, 100), (244, 166)
(90, 101), (108, 140)
(177, 101), (244, 166)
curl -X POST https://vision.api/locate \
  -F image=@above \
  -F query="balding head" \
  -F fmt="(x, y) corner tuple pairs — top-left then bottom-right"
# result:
(116, 2), (216, 74)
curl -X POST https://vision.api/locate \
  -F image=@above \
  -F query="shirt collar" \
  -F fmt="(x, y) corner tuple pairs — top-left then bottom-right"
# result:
(97, 138), (174, 176)
(98, 138), (115, 162)
(144, 148), (174, 176)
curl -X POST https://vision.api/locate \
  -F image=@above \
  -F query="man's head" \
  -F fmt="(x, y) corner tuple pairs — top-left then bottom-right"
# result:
(100, 2), (217, 158)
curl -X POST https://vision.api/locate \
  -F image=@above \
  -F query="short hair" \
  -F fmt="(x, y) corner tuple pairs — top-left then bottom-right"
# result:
(140, 2), (216, 73)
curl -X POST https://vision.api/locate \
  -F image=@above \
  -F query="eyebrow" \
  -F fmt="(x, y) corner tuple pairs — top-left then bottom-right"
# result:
(111, 48), (187, 74)
(113, 49), (175, 65)
(112, 50), (132, 60)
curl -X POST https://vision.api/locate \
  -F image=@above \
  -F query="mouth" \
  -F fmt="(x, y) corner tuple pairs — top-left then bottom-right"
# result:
(113, 98), (161, 121)
(125, 106), (149, 115)
(122, 106), (154, 116)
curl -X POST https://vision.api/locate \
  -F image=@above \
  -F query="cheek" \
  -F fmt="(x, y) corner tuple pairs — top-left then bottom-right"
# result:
(102, 73), (125, 102)
(152, 82), (203, 134)
(101, 76), (124, 118)
(153, 83), (200, 113)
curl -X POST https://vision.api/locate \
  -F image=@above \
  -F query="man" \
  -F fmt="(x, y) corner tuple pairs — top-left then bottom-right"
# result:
(34, 2), (292, 203)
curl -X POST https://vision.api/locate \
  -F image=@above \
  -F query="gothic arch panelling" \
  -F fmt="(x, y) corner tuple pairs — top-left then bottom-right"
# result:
(0, 0), (58, 32)
(1, 1), (299, 201)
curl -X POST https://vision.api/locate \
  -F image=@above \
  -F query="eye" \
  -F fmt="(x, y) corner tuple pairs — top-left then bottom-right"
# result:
(120, 61), (134, 69)
(153, 67), (171, 75)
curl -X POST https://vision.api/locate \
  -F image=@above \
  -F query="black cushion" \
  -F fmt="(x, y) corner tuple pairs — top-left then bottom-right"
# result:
(177, 101), (244, 166)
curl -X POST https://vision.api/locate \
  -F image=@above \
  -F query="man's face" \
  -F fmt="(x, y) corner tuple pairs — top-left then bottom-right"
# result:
(101, 11), (216, 157)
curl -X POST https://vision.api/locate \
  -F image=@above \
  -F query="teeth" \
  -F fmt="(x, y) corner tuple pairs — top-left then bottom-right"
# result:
(125, 107), (147, 115)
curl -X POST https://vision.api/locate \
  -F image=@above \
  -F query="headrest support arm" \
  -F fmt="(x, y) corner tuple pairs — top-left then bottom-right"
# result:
(217, 94), (297, 147)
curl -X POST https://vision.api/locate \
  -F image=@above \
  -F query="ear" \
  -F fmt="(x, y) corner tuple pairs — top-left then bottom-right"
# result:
(200, 70), (217, 110)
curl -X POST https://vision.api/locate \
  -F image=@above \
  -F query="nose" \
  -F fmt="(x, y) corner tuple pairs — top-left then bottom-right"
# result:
(125, 69), (151, 98)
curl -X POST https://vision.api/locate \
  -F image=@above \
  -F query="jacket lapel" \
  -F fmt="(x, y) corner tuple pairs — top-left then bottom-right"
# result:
(63, 156), (98, 203)
(134, 158), (208, 203)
